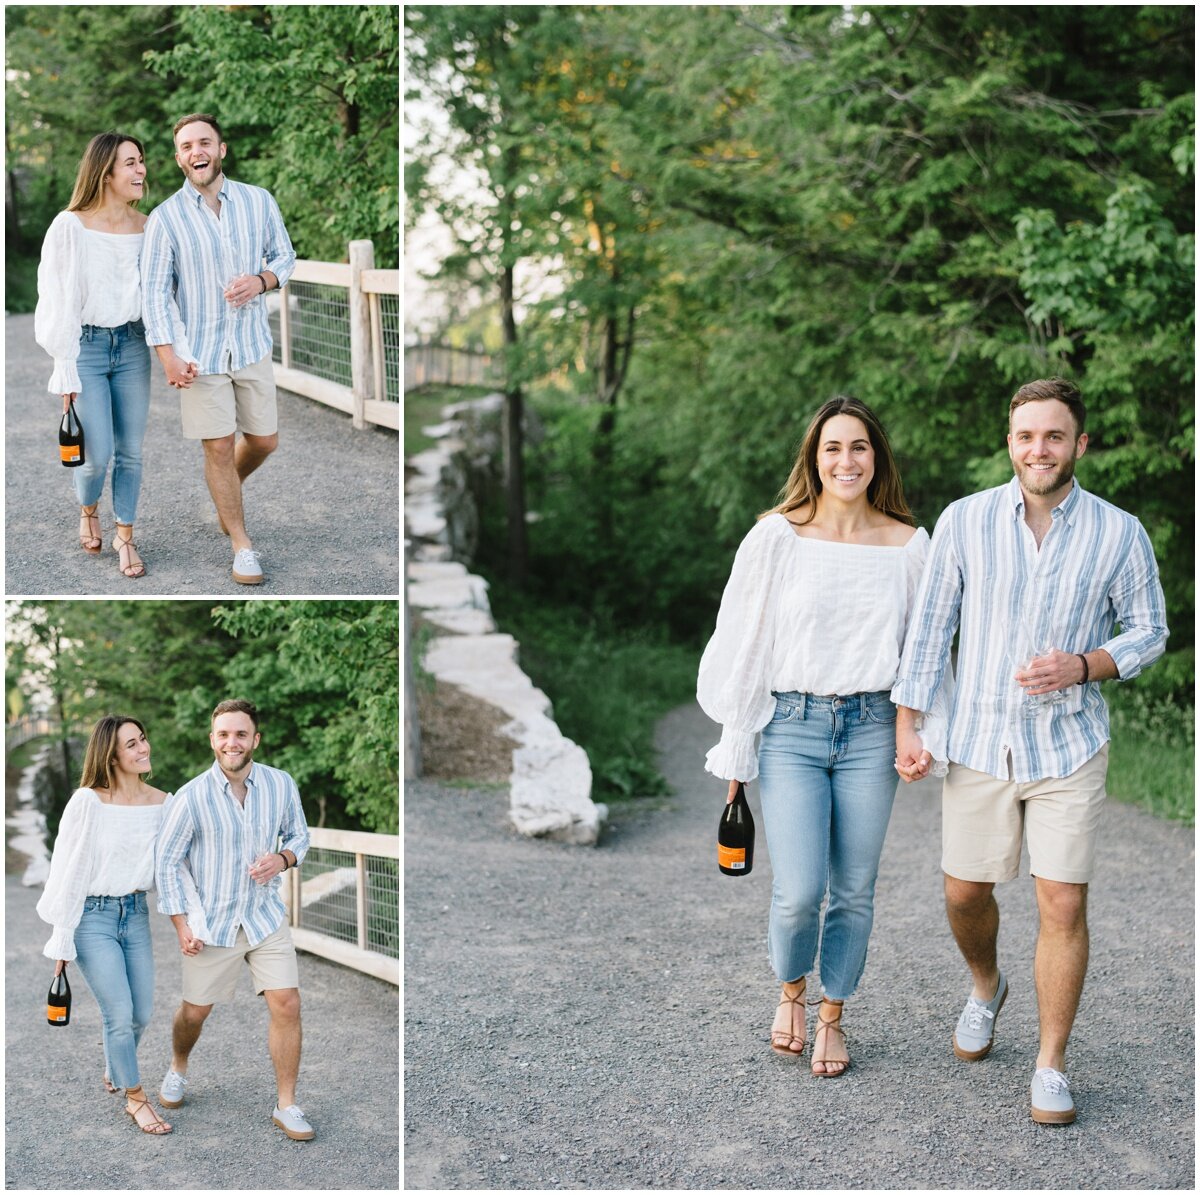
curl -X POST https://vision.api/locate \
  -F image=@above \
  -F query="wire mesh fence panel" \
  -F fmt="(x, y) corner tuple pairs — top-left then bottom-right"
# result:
(380, 294), (400, 404)
(295, 846), (399, 958)
(297, 846), (360, 946)
(366, 856), (399, 957)
(270, 282), (353, 386)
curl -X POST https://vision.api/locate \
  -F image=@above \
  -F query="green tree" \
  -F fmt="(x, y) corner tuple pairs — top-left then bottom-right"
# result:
(211, 601), (399, 833)
(144, 4), (399, 265)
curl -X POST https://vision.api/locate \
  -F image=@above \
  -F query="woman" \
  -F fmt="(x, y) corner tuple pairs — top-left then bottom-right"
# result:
(34, 132), (191, 579)
(36, 715), (204, 1133)
(698, 396), (945, 1077)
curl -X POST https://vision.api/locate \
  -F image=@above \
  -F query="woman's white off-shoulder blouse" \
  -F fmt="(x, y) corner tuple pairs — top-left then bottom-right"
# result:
(34, 211), (191, 395)
(36, 788), (206, 961)
(697, 513), (950, 782)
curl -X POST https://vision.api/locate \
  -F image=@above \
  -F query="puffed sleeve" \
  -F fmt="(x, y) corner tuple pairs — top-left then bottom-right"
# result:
(34, 212), (85, 395)
(900, 527), (953, 776)
(35, 789), (98, 961)
(697, 515), (789, 782)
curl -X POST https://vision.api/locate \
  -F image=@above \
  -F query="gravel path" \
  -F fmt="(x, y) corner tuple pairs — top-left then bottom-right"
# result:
(6, 875), (399, 1189)
(5, 313), (399, 596)
(404, 701), (1194, 1190)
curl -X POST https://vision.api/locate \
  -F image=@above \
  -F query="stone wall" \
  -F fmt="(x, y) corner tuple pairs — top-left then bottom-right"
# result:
(405, 396), (606, 845)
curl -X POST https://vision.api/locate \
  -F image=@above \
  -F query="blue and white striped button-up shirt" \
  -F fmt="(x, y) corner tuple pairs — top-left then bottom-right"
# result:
(891, 476), (1168, 782)
(156, 760), (310, 948)
(141, 175), (295, 375)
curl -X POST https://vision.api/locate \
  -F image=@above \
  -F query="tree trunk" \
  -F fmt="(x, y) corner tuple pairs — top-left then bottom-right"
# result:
(500, 263), (528, 585)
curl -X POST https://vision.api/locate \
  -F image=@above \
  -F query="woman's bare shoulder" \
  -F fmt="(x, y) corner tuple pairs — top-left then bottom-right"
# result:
(878, 517), (922, 547)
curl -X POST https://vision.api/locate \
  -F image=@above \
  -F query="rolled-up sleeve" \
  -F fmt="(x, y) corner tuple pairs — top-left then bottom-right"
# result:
(155, 791), (195, 916)
(280, 774), (310, 867)
(892, 509), (962, 716)
(141, 211), (177, 347)
(1103, 520), (1168, 681)
(262, 192), (295, 288)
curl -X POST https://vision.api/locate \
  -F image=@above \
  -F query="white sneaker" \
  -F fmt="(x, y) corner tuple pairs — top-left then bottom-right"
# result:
(232, 547), (264, 585)
(272, 1103), (315, 1140)
(160, 1068), (188, 1108)
(1031, 1067), (1076, 1125)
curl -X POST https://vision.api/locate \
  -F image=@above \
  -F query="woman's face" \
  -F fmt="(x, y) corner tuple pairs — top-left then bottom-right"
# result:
(112, 722), (151, 779)
(815, 413), (875, 503)
(105, 141), (146, 204)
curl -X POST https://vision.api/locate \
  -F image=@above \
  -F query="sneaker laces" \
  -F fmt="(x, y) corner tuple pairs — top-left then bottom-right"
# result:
(963, 998), (995, 1033)
(1035, 1067), (1069, 1095)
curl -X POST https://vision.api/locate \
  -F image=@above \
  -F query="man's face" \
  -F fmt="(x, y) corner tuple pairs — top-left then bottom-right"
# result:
(210, 711), (260, 775)
(1007, 399), (1087, 499)
(174, 121), (226, 189)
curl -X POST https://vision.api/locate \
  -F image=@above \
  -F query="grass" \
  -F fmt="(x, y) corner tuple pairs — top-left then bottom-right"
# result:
(482, 586), (700, 801)
(1105, 685), (1194, 825)
(403, 384), (494, 458)
(6, 253), (39, 314)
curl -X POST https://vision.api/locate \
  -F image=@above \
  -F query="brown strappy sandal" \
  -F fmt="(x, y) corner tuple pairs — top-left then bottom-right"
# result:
(113, 524), (146, 579)
(103, 1073), (119, 1094)
(124, 1085), (173, 1134)
(811, 999), (850, 1078)
(79, 504), (102, 554)
(770, 977), (808, 1056)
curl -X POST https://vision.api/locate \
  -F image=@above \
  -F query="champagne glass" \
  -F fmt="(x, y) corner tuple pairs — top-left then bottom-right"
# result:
(1007, 589), (1067, 717)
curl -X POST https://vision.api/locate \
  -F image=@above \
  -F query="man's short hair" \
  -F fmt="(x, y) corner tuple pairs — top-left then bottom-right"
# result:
(1009, 377), (1086, 437)
(173, 113), (223, 142)
(211, 698), (259, 730)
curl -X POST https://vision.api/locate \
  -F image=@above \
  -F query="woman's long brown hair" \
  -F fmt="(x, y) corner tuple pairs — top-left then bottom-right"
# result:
(761, 395), (914, 526)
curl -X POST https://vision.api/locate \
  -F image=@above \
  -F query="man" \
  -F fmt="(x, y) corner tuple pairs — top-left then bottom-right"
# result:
(155, 699), (314, 1140)
(892, 378), (1167, 1126)
(141, 113), (296, 585)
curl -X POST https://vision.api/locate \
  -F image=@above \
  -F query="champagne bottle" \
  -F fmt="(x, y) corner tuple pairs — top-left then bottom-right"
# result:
(47, 965), (71, 1026)
(717, 782), (755, 876)
(59, 401), (84, 467)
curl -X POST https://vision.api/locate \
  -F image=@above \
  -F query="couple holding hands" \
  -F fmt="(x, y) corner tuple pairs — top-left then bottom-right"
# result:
(35, 114), (294, 585)
(36, 701), (315, 1141)
(699, 378), (1167, 1124)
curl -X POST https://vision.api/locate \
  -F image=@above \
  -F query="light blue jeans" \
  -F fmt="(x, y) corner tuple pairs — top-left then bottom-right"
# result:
(757, 691), (899, 999)
(72, 892), (154, 1090)
(72, 320), (151, 525)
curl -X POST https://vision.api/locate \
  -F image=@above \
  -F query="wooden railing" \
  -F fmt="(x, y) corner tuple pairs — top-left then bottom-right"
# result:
(271, 239), (399, 431)
(404, 341), (498, 391)
(284, 826), (399, 986)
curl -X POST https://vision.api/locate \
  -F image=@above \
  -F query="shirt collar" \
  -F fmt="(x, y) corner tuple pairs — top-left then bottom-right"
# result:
(209, 757), (257, 793)
(1007, 474), (1083, 524)
(183, 175), (230, 206)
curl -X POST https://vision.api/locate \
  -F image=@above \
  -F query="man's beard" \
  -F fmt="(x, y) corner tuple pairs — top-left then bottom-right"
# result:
(1016, 456), (1075, 496)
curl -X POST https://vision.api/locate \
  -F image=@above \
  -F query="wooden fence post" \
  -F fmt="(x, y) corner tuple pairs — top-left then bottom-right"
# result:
(348, 239), (374, 430)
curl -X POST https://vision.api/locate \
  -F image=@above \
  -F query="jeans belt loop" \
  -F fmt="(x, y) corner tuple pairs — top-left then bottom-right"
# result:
(859, 693), (867, 719)
(796, 692), (807, 720)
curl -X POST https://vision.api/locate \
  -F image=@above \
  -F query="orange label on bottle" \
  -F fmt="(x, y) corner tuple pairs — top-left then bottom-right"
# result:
(47, 1005), (67, 1022)
(718, 843), (746, 870)
(60, 445), (81, 463)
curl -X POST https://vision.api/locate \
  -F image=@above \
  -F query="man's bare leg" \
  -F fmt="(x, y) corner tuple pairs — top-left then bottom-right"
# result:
(262, 987), (302, 1108)
(171, 1000), (213, 1075)
(1033, 877), (1089, 1073)
(202, 434), (251, 552)
(944, 874), (1002, 1001)
(235, 431), (277, 482)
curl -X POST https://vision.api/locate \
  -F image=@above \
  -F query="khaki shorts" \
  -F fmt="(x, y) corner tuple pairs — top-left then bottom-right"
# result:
(941, 745), (1109, 885)
(181, 922), (299, 1005)
(181, 352), (277, 439)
